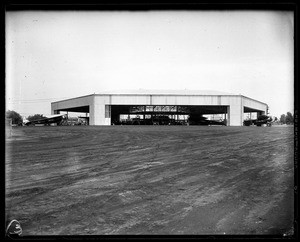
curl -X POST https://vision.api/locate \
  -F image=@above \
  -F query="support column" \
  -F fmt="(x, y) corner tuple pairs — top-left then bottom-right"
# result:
(89, 104), (106, 125)
(226, 106), (230, 126)
(228, 102), (243, 126)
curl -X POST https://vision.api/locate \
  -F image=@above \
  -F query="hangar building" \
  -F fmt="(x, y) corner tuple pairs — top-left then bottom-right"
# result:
(51, 90), (268, 126)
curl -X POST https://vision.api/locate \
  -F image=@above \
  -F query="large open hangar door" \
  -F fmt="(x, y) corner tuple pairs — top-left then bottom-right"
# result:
(187, 105), (228, 125)
(111, 105), (190, 125)
(55, 105), (90, 125)
(244, 106), (266, 122)
(110, 105), (228, 125)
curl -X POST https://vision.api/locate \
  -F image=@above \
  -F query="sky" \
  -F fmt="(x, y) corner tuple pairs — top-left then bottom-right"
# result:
(5, 10), (294, 118)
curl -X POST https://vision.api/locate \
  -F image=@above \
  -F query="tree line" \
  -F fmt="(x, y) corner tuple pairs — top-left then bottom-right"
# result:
(5, 110), (44, 125)
(279, 112), (294, 125)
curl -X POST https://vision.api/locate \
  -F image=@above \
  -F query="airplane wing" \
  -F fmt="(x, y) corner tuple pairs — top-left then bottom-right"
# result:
(25, 114), (66, 126)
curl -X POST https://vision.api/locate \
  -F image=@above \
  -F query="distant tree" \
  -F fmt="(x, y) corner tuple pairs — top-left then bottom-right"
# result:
(286, 112), (294, 124)
(27, 114), (44, 122)
(280, 114), (286, 124)
(6, 110), (22, 125)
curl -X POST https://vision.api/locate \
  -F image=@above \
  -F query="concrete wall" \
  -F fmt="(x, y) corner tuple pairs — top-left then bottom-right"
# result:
(92, 95), (111, 125)
(51, 94), (268, 126)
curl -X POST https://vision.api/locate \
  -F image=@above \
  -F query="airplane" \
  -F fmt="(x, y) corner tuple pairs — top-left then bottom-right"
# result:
(243, 114), (273, 127)
(23, 114), (67, 126)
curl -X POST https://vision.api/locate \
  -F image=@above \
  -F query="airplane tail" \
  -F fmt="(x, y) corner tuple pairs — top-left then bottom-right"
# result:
(22, 117), (29, 125)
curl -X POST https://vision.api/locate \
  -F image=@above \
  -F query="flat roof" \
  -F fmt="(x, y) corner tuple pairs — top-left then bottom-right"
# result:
(98, 89), (236, 96)
(51, 90), (268, 106)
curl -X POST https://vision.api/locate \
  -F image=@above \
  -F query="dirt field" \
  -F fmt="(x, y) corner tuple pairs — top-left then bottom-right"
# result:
(5, 125), (294, 236)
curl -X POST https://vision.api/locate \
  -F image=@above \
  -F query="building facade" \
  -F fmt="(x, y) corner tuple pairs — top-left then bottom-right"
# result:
(51, 91), (268, 126)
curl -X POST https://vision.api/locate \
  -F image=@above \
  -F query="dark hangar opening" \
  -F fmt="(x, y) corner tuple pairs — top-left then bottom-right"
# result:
(110, 105), (228, 125)
(57, 105), (90, 113)
(55, 105), (90, 125)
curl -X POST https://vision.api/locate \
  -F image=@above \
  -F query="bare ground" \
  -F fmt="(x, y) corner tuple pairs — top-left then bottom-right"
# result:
(5, 125), (294, 236)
